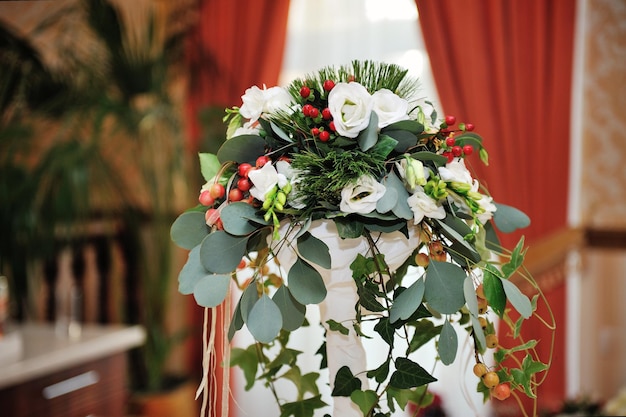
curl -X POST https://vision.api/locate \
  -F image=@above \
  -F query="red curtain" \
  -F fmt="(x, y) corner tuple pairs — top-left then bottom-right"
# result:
(184, 1), (291, 416)
(416, 1), (576, 415)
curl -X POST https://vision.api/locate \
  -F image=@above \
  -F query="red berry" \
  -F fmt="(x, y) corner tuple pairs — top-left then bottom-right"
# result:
(463, 144), (474, 156)
(452, 145), (463, 157)
(323, 79), (335, 92)
(238, 162), (253, 178)
(256, 155), (270, 168)
(228, 188), (243, 202)
(308, 107), (319, 118)
(302, 104), (313, 117)
(319, 131), (330, 142)
(311, 127), (320, 136)
(321, 108), (332, 120)
(465, 123), (475, 131)
(209, 183), (225, 199)
(299, 86), (311, 98)
(445, 137), (456, 147)
(205, 208), (220, 226)
(442, 151), (454, 163)
(237, 178), (251, 192)
(445, 115), (456, 126)
(199, 190), (215, 206)
(329, 121), (336, 132)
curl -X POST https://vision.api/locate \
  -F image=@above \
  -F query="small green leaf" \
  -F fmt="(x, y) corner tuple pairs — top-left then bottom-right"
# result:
(247, 294), (283, 343)
(502, 236), (526, 277)
(279, 395), (327, 417)
(408, 320), (441, 353)
(382, 119), (424, 134)
(200, 231), (248, 274)
(483, 270), (506, 318)
(326, 319), (349, 336)
(500, 278), (532, 319)
(288, 256), (327, 305)
(230, 345), (258, 390)
(384, 130), (418, 152)
(424, 261), (466, 314)
(331, 366), (362, 397)
(374, 317), (396, 347)
(411, 151), (448, 166)
(217, 134), (266, 164)
(193, 274), (230, 308)
(297, 232), (331, 269)
(351, 390), (378, 415)
(434, 218), (481, 264)
(357, 112), (379, 152)
(390, 277), (425, 323)
(170, 211), (208, 250)
(273, 285), (306, 331)
(493, 203), (531, 233)
(387, 386), (433, 412)
(367, 358), (390, 384)
(198, 152), (220, 182)
(389, 357), (437, 389)
(438, 319), (458, 365)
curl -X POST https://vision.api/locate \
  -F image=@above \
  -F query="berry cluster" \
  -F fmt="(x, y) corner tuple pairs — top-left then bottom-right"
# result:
(439, 115), (476, 163)
(472, 283), (511, 401)
(299, 80), (337, 143)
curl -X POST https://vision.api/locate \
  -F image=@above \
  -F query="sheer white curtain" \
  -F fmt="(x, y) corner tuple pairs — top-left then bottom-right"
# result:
(233, 1), (492, 416)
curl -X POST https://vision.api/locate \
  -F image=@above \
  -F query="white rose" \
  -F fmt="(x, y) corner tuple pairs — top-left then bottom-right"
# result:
(239, 86), (265, 122)
(339, 175), (386, 214)
(407, 189), (447, 224)
(240, 86), (293, 123)
(327, 82), (373, 138)
(371, 89), (410, 128)
(248, 163), (286, 202)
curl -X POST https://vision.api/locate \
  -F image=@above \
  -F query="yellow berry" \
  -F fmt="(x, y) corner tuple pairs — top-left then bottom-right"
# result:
(473, 362), (488, 377)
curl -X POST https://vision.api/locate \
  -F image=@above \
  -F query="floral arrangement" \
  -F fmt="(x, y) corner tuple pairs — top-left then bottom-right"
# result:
(171, 61), (553, 417)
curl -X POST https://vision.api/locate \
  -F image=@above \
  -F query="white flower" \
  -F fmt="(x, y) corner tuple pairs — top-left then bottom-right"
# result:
(248, 163), (286, 202)
(371, 89), (410, 128)
(240, 86), (292, 123)
(476, 195), (497, 224)
(232, 120), (261, 137)
(327, 82), (373, 138)
(407, 189), (446, 224)
(339, 175), (386, 214)
(438, 158), (476, 187)
(395, 157), (427, 192)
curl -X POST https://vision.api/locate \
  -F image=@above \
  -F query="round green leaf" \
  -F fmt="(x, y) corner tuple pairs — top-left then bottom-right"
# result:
(193, 273), (230, 308)
(424, 261), (466, 314)
(217, 134), (266, 164)
(287, 256), (327, 305)
(200, 231), (248, 274)
(178, 245), (207, 295)
(390, 277), (425, 323)
(297, 232), (331, 269)
(170, 211), (208, 250)
(500, 278), (532, 319)
(357, 112), (379, 152)
(240, 280), (260, 323)
(272, 285), (306, 331)
(493, 203), (531, 233)
(228, 298), (244, 341)
(438, 319), (458, 365)
(246, 294), (283, 343)
(220, 202), (266, 235)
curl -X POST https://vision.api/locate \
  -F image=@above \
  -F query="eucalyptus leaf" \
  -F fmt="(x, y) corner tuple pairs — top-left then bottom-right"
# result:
(334, 217), (364, 239)
(383, 130), (418, 152)
(411, 151), (448, 166)
(376, 183), (398, 214)
(297, 232), (331, 269)
(389, 358), (437, 389)
(500, 278), (532, 319)
(240, 280), (260, 323)
(382, 119), (424, 134)
(216, 134), (266, 164)
(199, 231), (248, 274)
(381, 171), (413, 220)
(192, 273), (230, 308)
(270, 121), (293, 142)
(170, 211), (208, 250)
(199, 152), (220, 182)
(228, 298), (244, 341)
(463, 276), (480, 317)
(357, 112), (379, 152)
(438, 319), (458, 365)
(220, 202), (265, 235)
(424, 261), (466, 314)
(390, 277), (425, 323)
(470, 314), (487, 352)
(288, 256), (327, 305)
(178, 245), (206, 295)
(493, 203), (531, 233)
(434, 218), (481, 264)
(247, 294), (283, 343)
(272, 285), (306, 331)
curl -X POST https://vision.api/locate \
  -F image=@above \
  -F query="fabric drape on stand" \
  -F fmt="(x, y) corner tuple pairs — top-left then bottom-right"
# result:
(183, 1), (291, 416)
(416, 1), (576, 415)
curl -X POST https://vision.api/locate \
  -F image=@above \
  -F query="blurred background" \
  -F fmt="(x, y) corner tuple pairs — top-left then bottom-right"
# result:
(0, 0), (624, 416)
